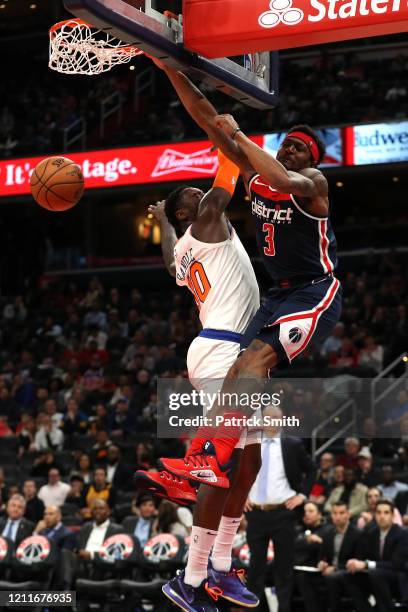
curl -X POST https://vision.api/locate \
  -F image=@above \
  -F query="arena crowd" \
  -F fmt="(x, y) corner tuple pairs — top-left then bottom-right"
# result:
(0, 252), (407, 608)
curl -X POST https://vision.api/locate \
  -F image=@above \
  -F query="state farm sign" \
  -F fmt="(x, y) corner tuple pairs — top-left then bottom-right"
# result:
(184, 0), (408, 57)
(0, 137), (263, 198)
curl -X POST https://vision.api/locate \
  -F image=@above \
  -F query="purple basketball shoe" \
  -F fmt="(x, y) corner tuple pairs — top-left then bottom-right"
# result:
(162, 569), (222, 611)
(207, 561), (259, 607)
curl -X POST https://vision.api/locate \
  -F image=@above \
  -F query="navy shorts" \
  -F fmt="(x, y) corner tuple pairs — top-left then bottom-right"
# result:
(240, 276), (342, 364)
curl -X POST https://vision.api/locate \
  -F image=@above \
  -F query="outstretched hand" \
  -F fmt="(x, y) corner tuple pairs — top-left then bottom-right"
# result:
(215, 114), (240, 138)
(148, 200), (168, 223)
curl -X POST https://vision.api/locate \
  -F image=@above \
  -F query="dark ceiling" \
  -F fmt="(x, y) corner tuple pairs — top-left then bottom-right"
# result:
(0, 0), (67, 37)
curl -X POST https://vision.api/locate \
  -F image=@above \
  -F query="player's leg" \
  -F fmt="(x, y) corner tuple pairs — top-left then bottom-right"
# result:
(161, 276), (342, 485)
(162, 339), (249, 610)
(160, 337), (280, 484)
(207, 442), (262, 608)
(169, 345), (274, 603)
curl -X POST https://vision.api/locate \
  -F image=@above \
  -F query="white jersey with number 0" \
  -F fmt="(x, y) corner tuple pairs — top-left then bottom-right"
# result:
(174, 225), (259, 333)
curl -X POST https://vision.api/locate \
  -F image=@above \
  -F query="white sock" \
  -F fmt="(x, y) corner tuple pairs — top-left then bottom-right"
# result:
(184, 526), (218, 587)
(211, 515), (242, 573)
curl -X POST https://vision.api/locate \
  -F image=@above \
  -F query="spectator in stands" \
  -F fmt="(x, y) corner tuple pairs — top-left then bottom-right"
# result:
(31, 450), (62, 478)
(324, 469), (368, 518)
(309, 453), (335, 504)
(377, 465), (408, 501)
(22, 479), (45, 524)
(123, 493), (156, 546)
(60, 499), (122, 590)
(91, 430), (113, 463)
(34, 413), (64, 452)
(297, 502), (362, 612)
(0, 468), (7, 514)
(90, 403), (110, 432)
(321, 322), (345, 358)
(132, 369), (152, 412)
(82, 467), (116, 520)
(17, 414), (36, 454)
(61, 398), (88, 437)
(0, 415), (13, 437)
(108, 399), (135, 436)
(0, 494), (34, 544)
(330, 338), (359, 370)
(0, 388), (20, 424)
(83, 302), (107, 330)
(152, 500), (191, 538)
(72, 453), (93, 484)
(345, 500), (408, 612)
(44, 398), (64, 428)
(33, 505), (70, 548)
(355, 447), (377, 488)
(357, 335), (384, 374)
(134, 441), (155, 471)
(395, 486), (408, 526)
(65, 475), (87, 510)
(106, 324), (128, 361)
(332, 465), (345, 488)
(105, 445), (130, 490)
(358, 487), (402, 529)
(38, 468), (71, 507)
(82, 355), (105, 394)
(336, 437), (361, 469)
(294, 501), (329, 571)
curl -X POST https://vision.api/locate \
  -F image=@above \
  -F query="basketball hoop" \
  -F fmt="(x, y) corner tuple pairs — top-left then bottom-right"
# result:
(49, 19), (143, 75)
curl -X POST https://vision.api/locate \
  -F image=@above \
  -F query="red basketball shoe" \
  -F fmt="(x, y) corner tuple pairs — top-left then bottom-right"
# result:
(158, 441), (232, 488)
(134, 470), (198, 506)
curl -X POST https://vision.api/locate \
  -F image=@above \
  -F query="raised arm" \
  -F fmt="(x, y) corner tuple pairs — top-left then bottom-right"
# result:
(192, 150), (240, 243)
(147, 200), (177, 277)
(152, 60), (254, 181)
(216, 114), (328, 199)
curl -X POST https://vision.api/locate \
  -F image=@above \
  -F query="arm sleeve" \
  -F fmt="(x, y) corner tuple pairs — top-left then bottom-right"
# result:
(212, 150), (240, 196)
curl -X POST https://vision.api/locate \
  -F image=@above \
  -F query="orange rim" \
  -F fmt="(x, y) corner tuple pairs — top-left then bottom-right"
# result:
(49, 18), (93, 34)
(49, 18), (143, 56)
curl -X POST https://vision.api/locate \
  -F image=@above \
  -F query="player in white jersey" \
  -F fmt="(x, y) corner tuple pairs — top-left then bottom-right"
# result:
(176, 211), (259, 384)
(135, 150), (262, 610)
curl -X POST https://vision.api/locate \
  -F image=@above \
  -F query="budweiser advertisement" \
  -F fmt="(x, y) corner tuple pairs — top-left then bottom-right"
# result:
(0, 137), (262, 198)
(183, 0), (408, 57)
(345, 121), (408, 165)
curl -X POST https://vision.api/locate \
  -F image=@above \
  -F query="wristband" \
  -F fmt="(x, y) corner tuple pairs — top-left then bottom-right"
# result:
(231, 127), (242, 141)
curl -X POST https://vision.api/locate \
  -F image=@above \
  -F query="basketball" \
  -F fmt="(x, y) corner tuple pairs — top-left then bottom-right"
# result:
(30, 156), (85, 212)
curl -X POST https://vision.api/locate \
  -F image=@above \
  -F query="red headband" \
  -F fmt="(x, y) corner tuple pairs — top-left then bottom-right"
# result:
(285, 131), (320, 164)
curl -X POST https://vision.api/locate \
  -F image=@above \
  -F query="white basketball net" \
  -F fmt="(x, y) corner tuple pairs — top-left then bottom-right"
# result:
(49, 19), (143, 75)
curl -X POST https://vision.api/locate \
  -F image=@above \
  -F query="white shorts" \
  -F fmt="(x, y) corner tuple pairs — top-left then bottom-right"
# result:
(187, 336), (262, 448)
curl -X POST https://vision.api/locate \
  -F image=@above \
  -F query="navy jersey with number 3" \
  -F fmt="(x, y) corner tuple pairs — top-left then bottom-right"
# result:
(249, 174), (337, 283)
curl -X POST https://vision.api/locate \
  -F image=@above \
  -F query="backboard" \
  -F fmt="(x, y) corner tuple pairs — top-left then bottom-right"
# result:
(63, 0), (279, 109)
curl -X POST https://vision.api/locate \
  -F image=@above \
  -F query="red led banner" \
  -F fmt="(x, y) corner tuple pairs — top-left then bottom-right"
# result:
(183, 0), (408, 57)
(0, 137), (265, 198)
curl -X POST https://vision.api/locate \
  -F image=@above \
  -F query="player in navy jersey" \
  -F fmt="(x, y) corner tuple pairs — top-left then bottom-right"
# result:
(147, 59), (341, 612)
(153, 60), (342, 484)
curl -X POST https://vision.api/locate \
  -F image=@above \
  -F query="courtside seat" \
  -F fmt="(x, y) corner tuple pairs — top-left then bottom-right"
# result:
(120, 577), (167, 603)
(0, 581), (48, 612)
(76, 578), (123, 611)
